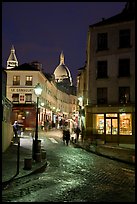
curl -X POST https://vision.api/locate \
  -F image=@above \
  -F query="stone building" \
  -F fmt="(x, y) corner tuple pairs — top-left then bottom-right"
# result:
(77, 2), (135, 144)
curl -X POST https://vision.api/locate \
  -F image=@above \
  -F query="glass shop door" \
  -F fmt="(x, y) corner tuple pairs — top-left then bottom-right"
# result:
(106, 118), (118, 135)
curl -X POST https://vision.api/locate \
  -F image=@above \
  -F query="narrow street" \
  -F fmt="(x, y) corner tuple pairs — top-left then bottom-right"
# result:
(2, 130), (135, 202)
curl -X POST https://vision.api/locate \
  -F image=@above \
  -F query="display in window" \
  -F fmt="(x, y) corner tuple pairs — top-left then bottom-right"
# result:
(120, 113), (132, 135)
(96, 114), (104, 134)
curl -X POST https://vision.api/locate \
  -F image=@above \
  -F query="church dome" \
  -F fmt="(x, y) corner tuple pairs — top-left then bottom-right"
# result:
(53, 51), (72, 86)
(54, 64), (70, 79)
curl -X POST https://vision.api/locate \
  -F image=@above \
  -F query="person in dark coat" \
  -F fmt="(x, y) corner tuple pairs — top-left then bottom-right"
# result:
(63, 129), (66, 144)
(13, 121), (19, 138)
(75, 126), (81, 142)
(65, 129), (70, 146)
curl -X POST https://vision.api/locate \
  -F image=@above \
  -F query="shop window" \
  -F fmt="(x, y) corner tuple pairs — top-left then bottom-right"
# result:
(106, 113), (117, 117)
(13, 76), (20, 85)
(95, 114), (104, 134)
(119, 113), (132, 135)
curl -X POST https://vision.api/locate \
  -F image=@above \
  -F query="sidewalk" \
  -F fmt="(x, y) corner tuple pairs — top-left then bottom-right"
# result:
(2, 136), (47, 189)
(72, 138), (135, 165)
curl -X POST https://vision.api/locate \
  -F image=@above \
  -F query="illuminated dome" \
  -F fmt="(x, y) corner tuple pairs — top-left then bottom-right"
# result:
(53, 51), (72, 86)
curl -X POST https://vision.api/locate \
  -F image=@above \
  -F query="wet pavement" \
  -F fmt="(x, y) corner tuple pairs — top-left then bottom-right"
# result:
(2, 135), (47, 188)
(2, 129), (135, 189)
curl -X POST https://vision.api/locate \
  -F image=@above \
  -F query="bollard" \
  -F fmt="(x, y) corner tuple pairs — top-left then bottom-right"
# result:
(24, 158), (32, 170)
(41, 150), (46, 160)
(32, 139), (41, 160)
(35, 140), (41, 153)
(35, 153), (42, 162)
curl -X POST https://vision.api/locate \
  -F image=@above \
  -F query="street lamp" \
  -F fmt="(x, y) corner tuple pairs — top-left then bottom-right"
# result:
(33, 83), (43, 160)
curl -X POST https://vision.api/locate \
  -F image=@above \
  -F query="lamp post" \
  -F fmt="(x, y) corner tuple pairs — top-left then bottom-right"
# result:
(33, 83), (43, 160)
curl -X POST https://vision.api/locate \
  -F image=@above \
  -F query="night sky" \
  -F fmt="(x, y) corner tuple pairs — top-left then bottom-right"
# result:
(2, 2), (126, 85)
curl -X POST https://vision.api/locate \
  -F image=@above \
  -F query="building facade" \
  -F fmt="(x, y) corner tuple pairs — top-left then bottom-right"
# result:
(77, 2), (135, 144)
(5, 47), (77, 133)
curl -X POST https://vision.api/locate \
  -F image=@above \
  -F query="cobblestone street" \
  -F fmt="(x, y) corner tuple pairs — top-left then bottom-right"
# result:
(2, 131), (135, 202)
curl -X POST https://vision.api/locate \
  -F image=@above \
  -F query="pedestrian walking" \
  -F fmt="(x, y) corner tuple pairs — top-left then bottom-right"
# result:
(62, 129), (66, 144)
(41, 121), (44, 130)
(75, 126), (81, 142)
(65, 129), (70, 146)
(13, 121), (19, 138)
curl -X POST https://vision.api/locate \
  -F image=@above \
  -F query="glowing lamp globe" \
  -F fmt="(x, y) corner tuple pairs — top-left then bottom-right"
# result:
(34, 83), (42, 96)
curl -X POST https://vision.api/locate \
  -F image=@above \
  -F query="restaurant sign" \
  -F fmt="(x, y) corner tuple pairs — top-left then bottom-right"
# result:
(10, 88), (33, 92)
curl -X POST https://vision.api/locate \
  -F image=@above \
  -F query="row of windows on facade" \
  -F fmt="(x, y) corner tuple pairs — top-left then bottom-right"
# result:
(12, 76), (68, 98)
(12, 86), (130, 105)
(13, 76), (33, 85)
(12, 76), (76, 105)
(97, 59), (130, 79)
(97, 29), (131, 51)
(12, 94), (75, 107)
(97, 87), (130, 104)
(12, 58), (131, 86)
(12, 94), (64, 112)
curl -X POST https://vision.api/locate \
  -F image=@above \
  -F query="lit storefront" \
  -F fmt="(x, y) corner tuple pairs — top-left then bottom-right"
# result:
(94, 113), (132, 136)
(11, 104), (36, 131)
(85, 105), (135, 144)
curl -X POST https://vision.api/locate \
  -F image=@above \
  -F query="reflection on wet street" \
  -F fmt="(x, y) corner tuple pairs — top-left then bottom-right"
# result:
(2, 132), (135, 202)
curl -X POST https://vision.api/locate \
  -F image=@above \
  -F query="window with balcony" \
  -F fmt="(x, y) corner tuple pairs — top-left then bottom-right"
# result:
(13, 76), (20, 85)
(97, 33), (108, 51)
(12, 94), (19, 102)
(119, 87), (130, 104)
(25, 94), (32, 102)
(118, 59), (130, 77)
(97, 88), (107, 104)
(119, 29), (131, 48)
(97, 61), (108, 78)
(25, 76), (32, 86)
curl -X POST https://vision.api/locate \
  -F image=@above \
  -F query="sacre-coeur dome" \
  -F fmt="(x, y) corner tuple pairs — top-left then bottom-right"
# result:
(53, 51), (72, 86)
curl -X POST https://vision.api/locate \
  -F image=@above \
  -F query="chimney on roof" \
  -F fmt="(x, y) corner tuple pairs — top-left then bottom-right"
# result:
(123, 1), (135, 13)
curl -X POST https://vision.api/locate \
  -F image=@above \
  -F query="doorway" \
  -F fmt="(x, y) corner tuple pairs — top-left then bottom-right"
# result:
(106, 118), (118, 135)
